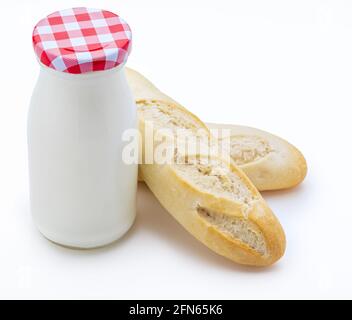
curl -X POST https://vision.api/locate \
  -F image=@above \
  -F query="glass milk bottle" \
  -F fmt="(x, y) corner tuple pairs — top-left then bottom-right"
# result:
(28, 8), (137, 248)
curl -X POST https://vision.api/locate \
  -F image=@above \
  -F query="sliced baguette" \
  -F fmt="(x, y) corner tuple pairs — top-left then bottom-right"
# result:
(126, 67), (307, 191)
(137, 99), (286, 266)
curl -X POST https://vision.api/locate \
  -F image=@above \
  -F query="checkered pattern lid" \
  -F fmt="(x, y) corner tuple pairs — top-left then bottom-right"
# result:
(32, 7), (132, 74)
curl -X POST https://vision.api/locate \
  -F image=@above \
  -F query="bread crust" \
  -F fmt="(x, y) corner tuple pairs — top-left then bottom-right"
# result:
(126, 67), (307, 191)
(125, 68), (179, 105)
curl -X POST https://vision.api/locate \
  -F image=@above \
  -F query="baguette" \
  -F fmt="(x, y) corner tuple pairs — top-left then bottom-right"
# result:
(207, 123), (307, 191)
(137, 99), (286, 266)
(126, 67), (307, 191)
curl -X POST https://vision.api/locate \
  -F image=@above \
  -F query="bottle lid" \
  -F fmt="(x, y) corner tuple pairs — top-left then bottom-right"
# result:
(32, 7), (132, 74)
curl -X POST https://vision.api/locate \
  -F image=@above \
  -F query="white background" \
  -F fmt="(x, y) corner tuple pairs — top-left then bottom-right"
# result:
(0, 0), (351, 299)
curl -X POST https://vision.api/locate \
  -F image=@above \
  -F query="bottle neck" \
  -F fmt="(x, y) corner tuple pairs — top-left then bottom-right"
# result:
(34, 61), (132, 104)
(38, 62), (126, 85)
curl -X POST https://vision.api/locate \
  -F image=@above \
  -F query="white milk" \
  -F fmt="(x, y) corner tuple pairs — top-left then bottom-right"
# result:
(28, 64), (137, 248)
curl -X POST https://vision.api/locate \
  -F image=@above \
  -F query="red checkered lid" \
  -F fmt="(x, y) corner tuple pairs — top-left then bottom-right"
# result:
(32, 7), (132, 74)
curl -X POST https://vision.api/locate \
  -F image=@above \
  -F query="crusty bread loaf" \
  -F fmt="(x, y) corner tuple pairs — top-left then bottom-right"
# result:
(207, 123), (307, 191)
(137, 99), (286, 266)
(126, 67), (307, 191)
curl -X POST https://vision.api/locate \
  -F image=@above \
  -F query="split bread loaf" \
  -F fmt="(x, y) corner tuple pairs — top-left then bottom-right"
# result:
(126, 67), (307, 191)
(207, 123), (307, 191)
(137, 99), (286, 266)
